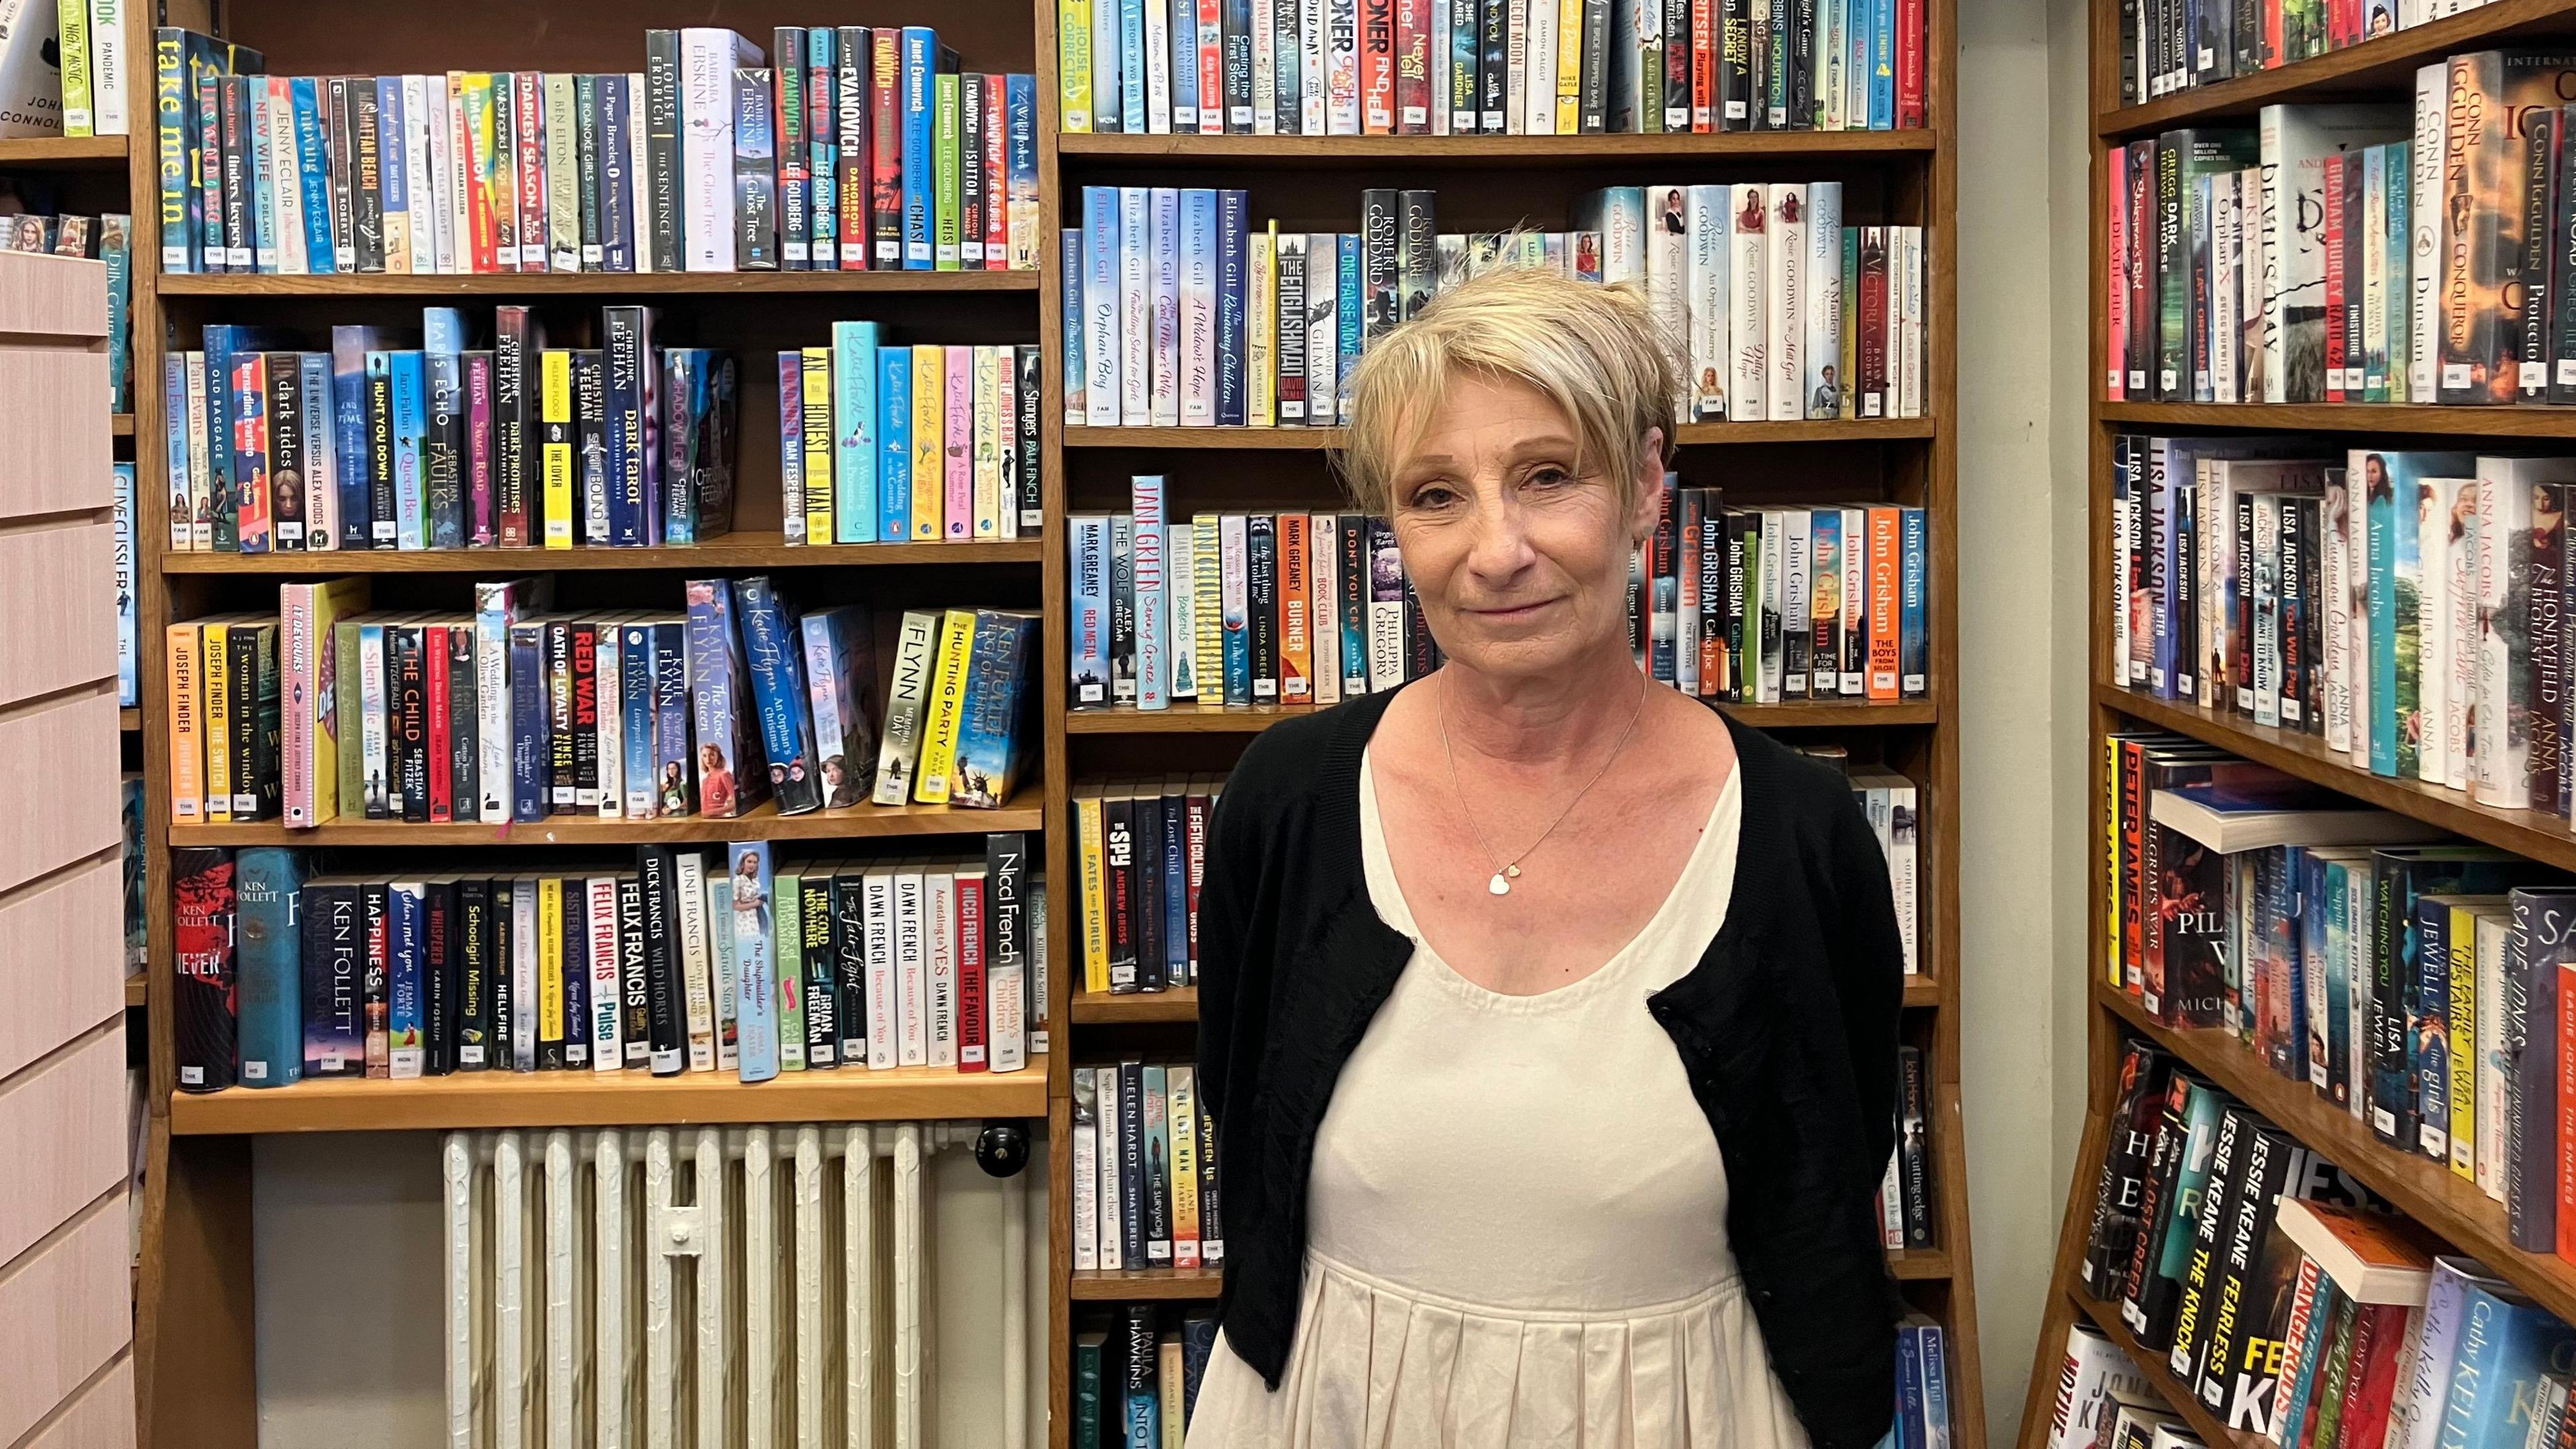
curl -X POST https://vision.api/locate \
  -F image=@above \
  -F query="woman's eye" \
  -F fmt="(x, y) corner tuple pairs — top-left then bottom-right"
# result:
(1526, 466), (1572, 488)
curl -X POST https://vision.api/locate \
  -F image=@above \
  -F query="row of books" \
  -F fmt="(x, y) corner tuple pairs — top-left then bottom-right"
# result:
(1067, 183), (1929, 429)
(169, 839), (1043, 1091)
(152, 25), (1038, 276)
(0, 208), (129, 408)
(1073, 1305), (1218, 1449)
(771, 327), (1043, 547)
(2045, 1326), (2191, 1449)
(2118, 0), (2498, 108)
(2078, 1036), (2576, 1449)
(2108, 442), (2576, 816)
(160, 579), (1037, 827)
(2104, 56), (2576, 409)
(165, 307), (740, 553)
(1070, 1059), (1222, 1273)
(1058, 0), (1929, 138)
(2102, 742), (2576, 1262)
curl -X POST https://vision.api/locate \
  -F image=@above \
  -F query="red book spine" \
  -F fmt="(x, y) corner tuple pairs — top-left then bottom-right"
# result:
(1690, 0), (1715, 131)
(2559, 955), (2576, 1261)
(2262, 0), (2284, 69)
(957, 871), (988, 1072)
(2324, 153), (2347, 403)
(425, 625), (453, 822)
(1395, 0), (1431, 133)
(1184, 792), (1210, 971)
(870, 32), (904, 266)
(1362, 0), (1397, 133)
(983, 74), (1009, 268)
(808, 56), (837, 272)
(515, 77), (547, 272)
(2108, 146), (2128, 400)
(841, 32), (871, 269)
(1895, 0), (1924, 128)
(2332, 1305), (2412, 1449)
(1197, 0), (1225, 136)
(466, 354), (494, 546)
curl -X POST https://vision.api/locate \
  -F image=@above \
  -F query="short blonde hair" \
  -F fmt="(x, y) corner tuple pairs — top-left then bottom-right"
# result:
(1340, 264), (1678, 519)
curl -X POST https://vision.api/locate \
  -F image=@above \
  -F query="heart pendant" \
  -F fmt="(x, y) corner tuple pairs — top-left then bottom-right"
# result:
(1489, 873), (1511, 896)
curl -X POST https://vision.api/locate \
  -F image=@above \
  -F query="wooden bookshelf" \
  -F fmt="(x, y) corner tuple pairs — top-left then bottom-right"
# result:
(160, 535), (1040, 573)
(1063, 417), (1936, 449)
(168, 793), (1042, 847)
(2018, 5), (2576, 1447)
(1063, 697), (1938, 733)
(0, 134), (129, 168)
(1056, 129), (1941, 162)
(168, 1064), (1044, 1135)
(157, 268), (1042, 296)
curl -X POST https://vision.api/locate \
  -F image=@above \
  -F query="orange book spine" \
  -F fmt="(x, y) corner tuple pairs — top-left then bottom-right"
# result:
(166, 623), (205, 824)
(1867, 506), (1901, 700)
(1279, 513), (1313, 702)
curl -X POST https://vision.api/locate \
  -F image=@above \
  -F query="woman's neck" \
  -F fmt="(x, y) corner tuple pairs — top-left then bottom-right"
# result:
(1433, 647), (1650, 769)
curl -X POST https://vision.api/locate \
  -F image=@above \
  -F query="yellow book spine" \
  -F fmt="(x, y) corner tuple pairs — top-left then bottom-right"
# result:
(539, 876), (566, 1057)
(307, 578), (369, 826)
(1170, 1065), (1203, 1268)
(202, 622), (233, 823)
(912, 347), (944, 539)
(1554, 0), (1582, 134)
(541, 350), (575, 547)
(1059, 0), (1093, 131)
(2450, 906), (2477, 1181)
(165, 624), (205, 824)
(912, 608), (979, 804)
(802, 347), (835, 544)
(1194, 515), (1224, 679)
(973, 345), (1003, 539)
(1248, 225), (1276, 427)
(1077, 791), (1108, 994)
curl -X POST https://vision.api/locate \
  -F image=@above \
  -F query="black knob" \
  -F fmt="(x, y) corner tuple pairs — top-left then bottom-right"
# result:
(975, 1121), (1030, 1178)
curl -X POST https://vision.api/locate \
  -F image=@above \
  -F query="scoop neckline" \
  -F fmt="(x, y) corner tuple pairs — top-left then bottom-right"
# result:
(1358, 749), (1741, 1012)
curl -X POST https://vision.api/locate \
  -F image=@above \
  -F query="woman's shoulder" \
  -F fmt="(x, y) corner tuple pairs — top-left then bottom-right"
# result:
(1724, 714), (1874, 840)
(1210, 692), (1391, 830)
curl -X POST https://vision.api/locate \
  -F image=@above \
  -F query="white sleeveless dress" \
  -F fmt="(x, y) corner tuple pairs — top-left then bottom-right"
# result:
(1183, 757), (1809, 1449)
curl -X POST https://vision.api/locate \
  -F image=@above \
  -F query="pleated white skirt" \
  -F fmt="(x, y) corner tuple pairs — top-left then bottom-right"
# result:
(1183, 1248), (1810, 1449)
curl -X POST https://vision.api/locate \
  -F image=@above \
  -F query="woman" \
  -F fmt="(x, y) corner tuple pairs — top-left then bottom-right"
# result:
(1187, 266), (1905, 1449)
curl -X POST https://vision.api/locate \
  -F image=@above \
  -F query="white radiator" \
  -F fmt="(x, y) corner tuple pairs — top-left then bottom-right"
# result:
(443, 1122), (1029, 1449)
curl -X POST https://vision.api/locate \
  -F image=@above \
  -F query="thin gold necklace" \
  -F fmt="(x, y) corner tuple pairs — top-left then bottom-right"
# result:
(1436, 666), (1652, 898)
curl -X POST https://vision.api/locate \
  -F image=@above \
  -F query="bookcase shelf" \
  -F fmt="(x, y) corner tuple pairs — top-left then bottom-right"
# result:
(167, 1064), (1045, 1135)
(1067, 1246), (1955, 1305)
(2022, 2), (2576, 1440)
(119, 708), (140, 731)
(1063, 698), (1939, 733)
(2094, 0), (2576, 137)
(1069, 978), (1943, 1023)
(1063, 417), (1935, 449)
(1055, 129), (1939, 164)
(156, 268), (1043, 297)
(112, 413), (132, 435)
(0, 135), (129, 168)
(2100, 399), (2576, 438)
(160, 536), (1042, 574)
(2091, 681), (2576, 875)
(166, 793), (1042, 848)
(126, 974), (147, 1007)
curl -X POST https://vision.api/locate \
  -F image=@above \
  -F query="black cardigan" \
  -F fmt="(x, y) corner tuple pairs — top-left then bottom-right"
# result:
(1195, 686), (1908, 1449)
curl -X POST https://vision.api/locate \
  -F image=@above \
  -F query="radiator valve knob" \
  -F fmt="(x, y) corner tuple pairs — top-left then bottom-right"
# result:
(975, 1122), (1029, 1178)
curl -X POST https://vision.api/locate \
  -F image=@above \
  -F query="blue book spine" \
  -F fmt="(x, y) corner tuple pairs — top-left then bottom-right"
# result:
(2417, 894), (2455, 1152)
(601, 79), (636, 272)
(1087, 186), (1123, 418)
(1134, 474), (1169, 708)
(1217, 189), (1247, 425)
(202, 324), (245, 547)
(509, 623), (550, 822)
(1008, 74), (1038, 254)
(162, 356), (190, 546)
(1336, 235), (1362, 422)
(799, 608), (865, 804)
(1152, 186), (1180, 423)
(290, 79), (333, 274)
(2153, 448), (2184, 700)
(1900, 506), (1927, 695)
(653, 621), (692, 816)
(1061, 231), (1086, 419)
(388, 881), (424, 1071)
(376, 77), (407, 267)
(235, 847), (307, 1087)
(808, 29), (838, 268)
(2440, 1289), (2576, 1449)
(604, 310), (649, 547)
(1917, 1322), (1949, 1449)
(154, 31), (193, 271)
(902, 28), (937, 268)
(391, 351), (427, 549)
(1071, 515), (1112, 706)
(328, 329), (373, 546)
(1120, 0), (1146, 134)
(878, 346), (913, 541)
(1893, 1323), (1925, 1449)
(1870, 0), (1894, 128)
(735, 576), (824, 816)
(832, 321), (879, 541)
(2368, 473), (2396, 776)
(1162, 792), (1187, 975)
(622, 625), (658, 817)
(731, 841), (782, 1082)
(248, 83), (278, 271)
(955, 612), (1038, 806)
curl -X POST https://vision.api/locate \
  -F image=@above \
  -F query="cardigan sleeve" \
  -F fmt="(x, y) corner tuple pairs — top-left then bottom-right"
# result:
(1822, 790), (1905, 1189)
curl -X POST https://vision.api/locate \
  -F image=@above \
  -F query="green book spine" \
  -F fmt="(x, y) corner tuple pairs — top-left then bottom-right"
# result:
(775, 867), (806, 1070)
(1073, 1332), (1105, 1449)
(934, 73), (962, 271)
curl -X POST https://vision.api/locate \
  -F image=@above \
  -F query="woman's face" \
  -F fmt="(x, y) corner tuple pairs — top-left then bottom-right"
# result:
(1387, 373), (1659, 683)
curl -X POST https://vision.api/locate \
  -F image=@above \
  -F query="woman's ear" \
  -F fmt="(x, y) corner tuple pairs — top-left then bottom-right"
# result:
(1630, 429), (1668, 541)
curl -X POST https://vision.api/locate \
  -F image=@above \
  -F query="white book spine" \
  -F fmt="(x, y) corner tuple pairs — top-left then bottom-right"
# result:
(1252, 0), (1278, 132)
(1120, 188), (1152, 423)
(865, 869), (898, 1070)
(1504, 0), (1529, 133)
(511, 884), (538, 1069)
(266, 85), (303, 274)
(1766, 183), (1806, 421)
(2210, 180), (2239, 404)
(475, 610), (512, 824)
(2417, 482), (2452, 785)
(1303, 0), (1330, 133)
(1072, 1070), (1101, 1270)
(1899, 227), (1923, 418)
(1311, 514), (1342, 706)
(2472, 468), (2516, 803)
(1760, 510), (1786, 700)
(925, 869), (958, 1069)
(2413, 65), (2447, 403)
(1307, 233), (1340, 425)
(1690, 185), (1731, 417)
(89, 0), (125, 134)
(625, 74), (650, 273)
(397, 77), (429, 274)
(2475, 912), (2508, 1199)
(1168, 522), (1201, 700)
(1095, 1067), (1125, 1270)
(423, 83), (455, 274)
(1248, 228), (1275, 425)
(1727, 185), (1766, 420)
(1146, 0), (1175, 133)
(681, 30), (755, 270)
(1523, 0), (1555, 135)
(1367, 584), (1404, 694)
(594, 623), (624, 816)
(2345, 449), (2370, 765)
(447, 74), (474, 274)
(2322, 476), (2350, 755)
(1803, 183), (1841, 419)
(1329, 0), (1362, 134)
(894, 868), (927, 1067)
(1151, 188), (1182, 426)
(588, 877), (622, 1072)
(2258, 105), (2290, 402)
(675, 852), (716, 1072)
(1431, 0), (1452, 135)
(1181, 199), (1219, 423)
(2447, 488), (2478, 793)
(1644, 186), (1688, 416)
(1086, 194), (1123, 426)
